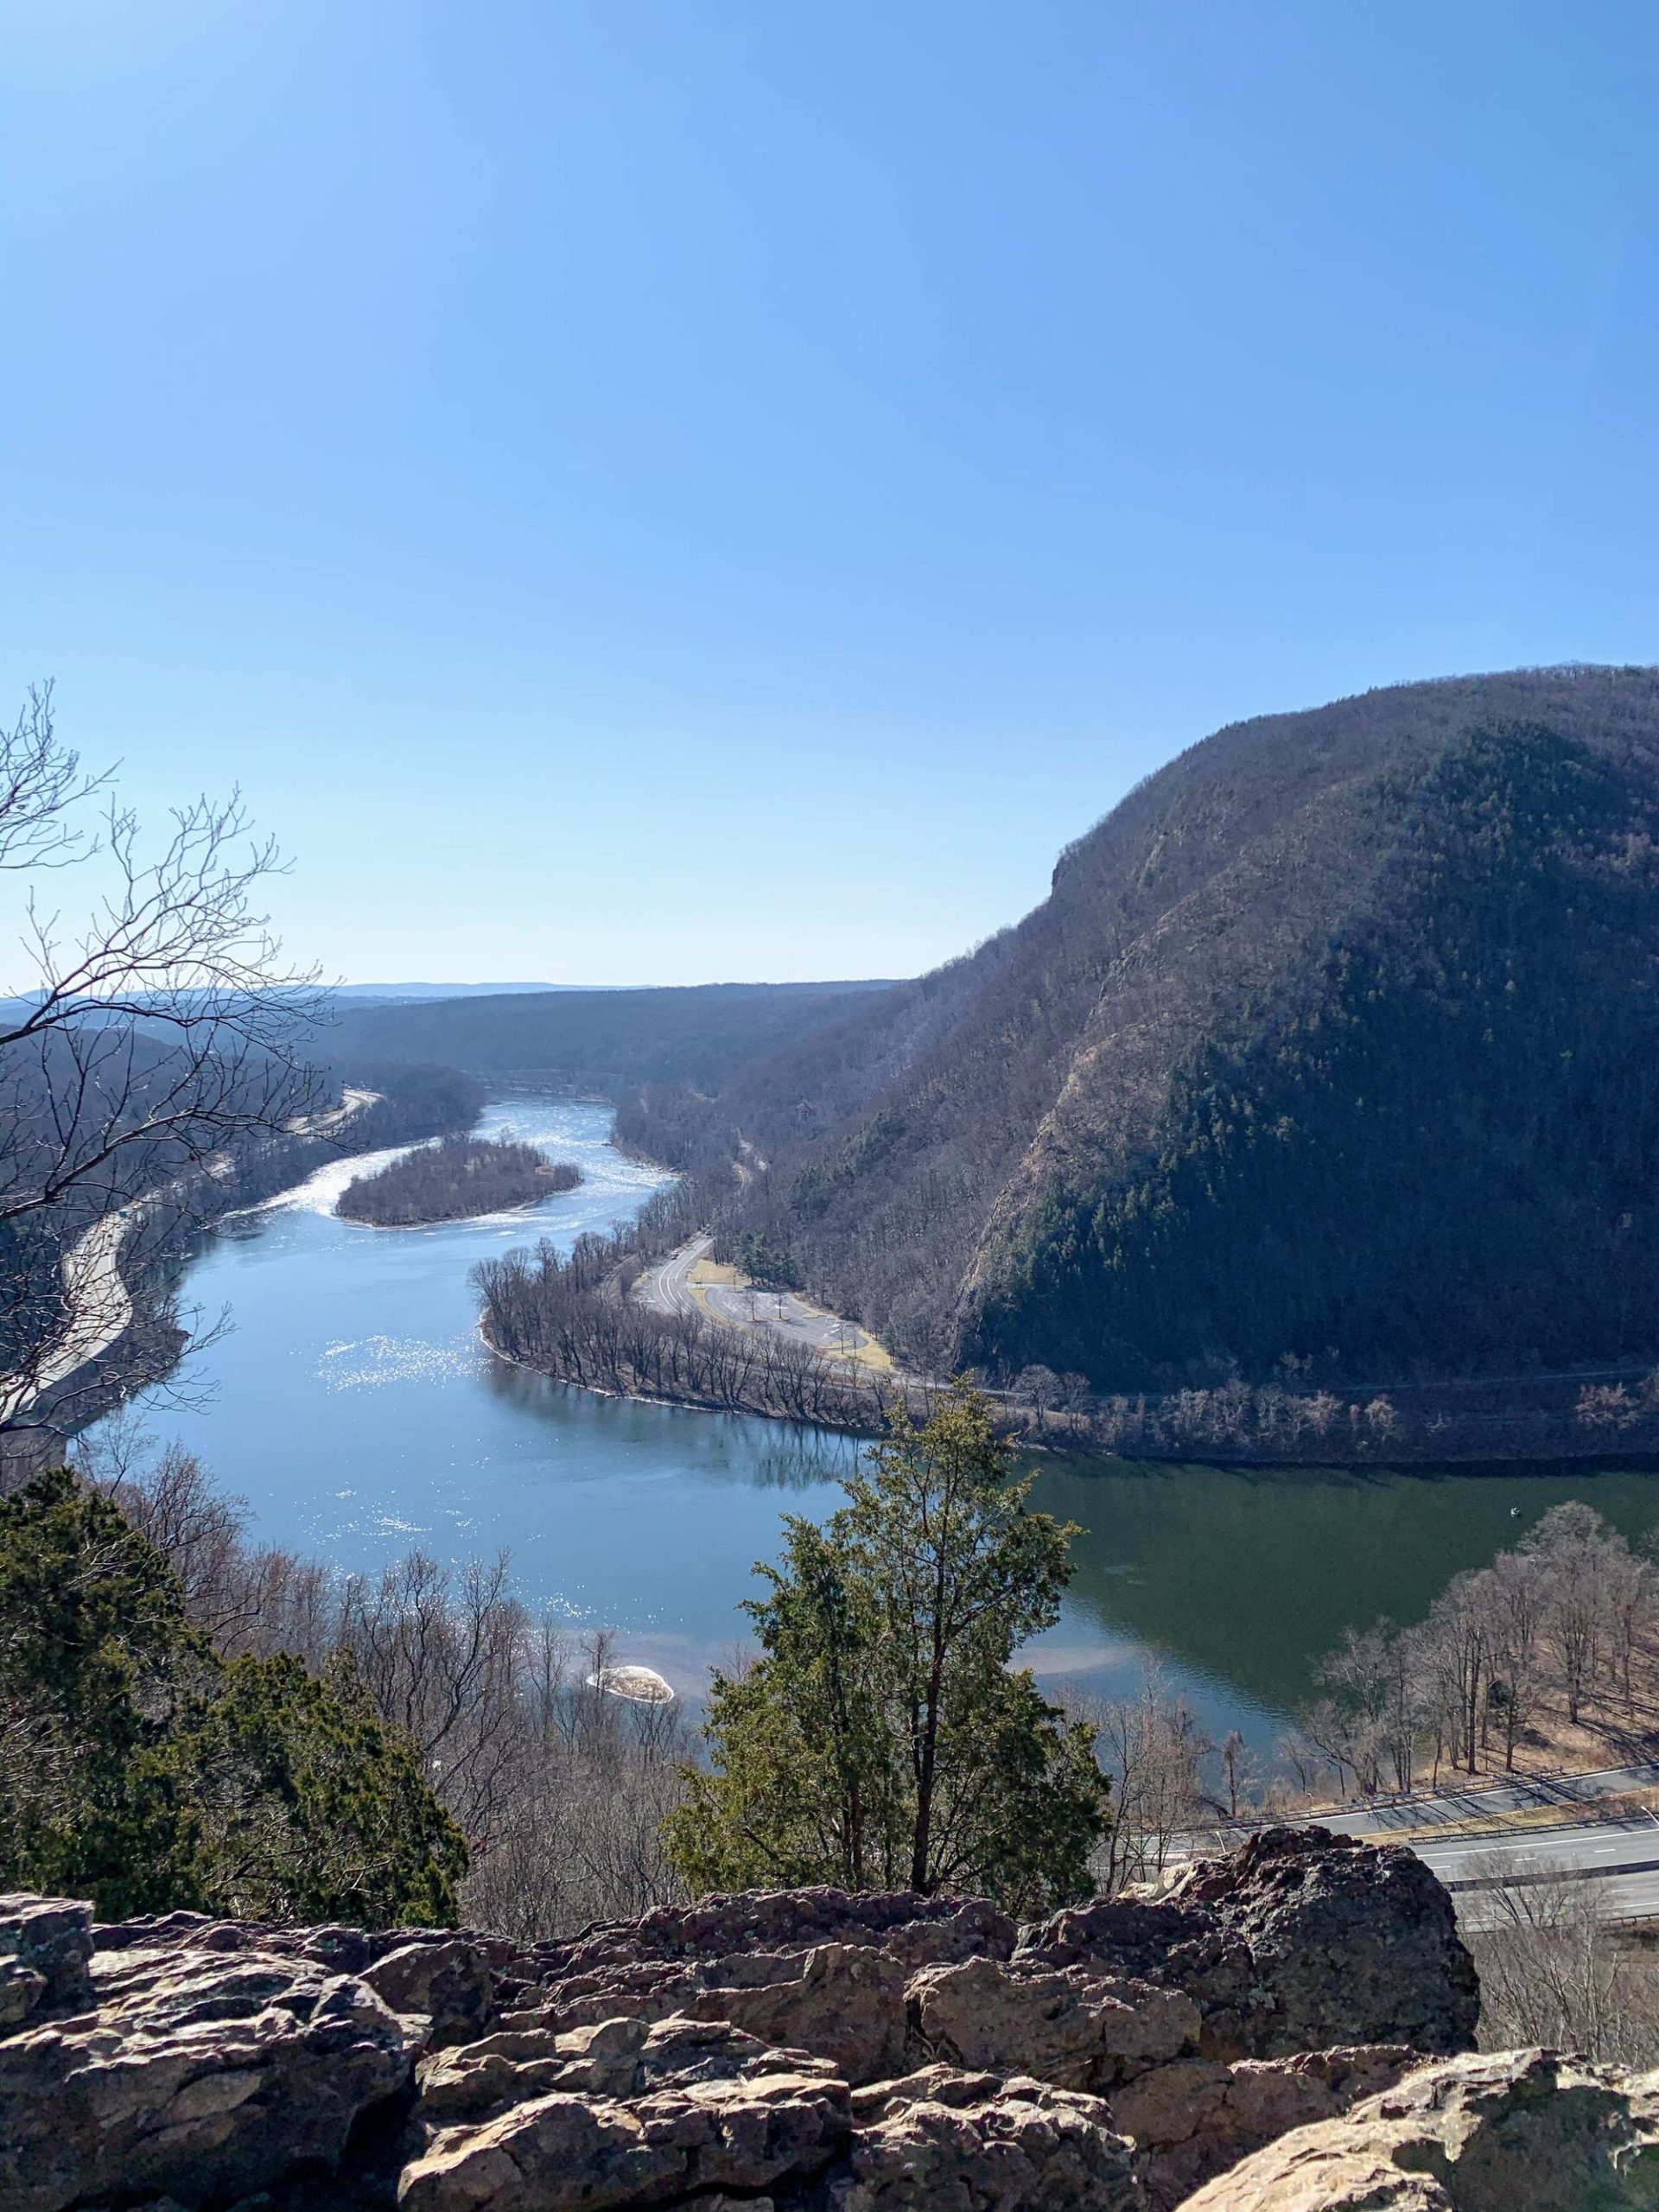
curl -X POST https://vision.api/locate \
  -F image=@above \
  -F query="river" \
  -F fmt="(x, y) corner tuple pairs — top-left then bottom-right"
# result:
(92, 1096), (1659, 1753)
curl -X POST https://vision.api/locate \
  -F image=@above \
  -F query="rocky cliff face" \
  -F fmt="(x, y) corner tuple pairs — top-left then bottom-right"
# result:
(5, 1825), (1629, 2212)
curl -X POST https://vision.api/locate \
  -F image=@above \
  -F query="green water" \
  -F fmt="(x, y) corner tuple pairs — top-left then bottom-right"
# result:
(98, 1096), (1659, 1751)
(1033, 1457), (1659, 1724)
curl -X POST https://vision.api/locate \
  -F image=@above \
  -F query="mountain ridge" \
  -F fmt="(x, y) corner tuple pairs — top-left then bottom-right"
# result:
(621, 664), (1659, 1390)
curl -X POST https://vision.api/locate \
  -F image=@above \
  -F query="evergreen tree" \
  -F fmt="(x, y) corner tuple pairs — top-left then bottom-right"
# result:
(665, 1386), (1109, 1913)
(0, 1469), (465, 1923)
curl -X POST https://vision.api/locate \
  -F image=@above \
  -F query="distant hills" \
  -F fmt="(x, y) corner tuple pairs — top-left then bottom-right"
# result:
(330, 982), (566, 1002)
(324, 979), (897, 1098)
(616, 665), (1659, 1391)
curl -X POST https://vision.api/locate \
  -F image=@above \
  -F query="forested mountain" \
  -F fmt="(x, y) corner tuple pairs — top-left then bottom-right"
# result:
(322, 980), (893, 1096)
(620, 666), (1659, 1390)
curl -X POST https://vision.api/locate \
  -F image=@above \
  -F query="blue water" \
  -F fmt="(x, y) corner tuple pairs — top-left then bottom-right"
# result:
(96, 1096), (1659, 1751)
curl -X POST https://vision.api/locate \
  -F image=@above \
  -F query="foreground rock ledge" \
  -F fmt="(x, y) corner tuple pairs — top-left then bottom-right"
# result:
(1179, 2047), (1659, 2209)
(0, 1827), (1502, 2212)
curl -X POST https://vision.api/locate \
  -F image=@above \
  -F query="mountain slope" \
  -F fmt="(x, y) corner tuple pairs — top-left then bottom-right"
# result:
(626, 666), (1659, 1388)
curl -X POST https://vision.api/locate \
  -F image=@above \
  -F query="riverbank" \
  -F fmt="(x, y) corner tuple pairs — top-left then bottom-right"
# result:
(86, 1091), (1659, 1750)
(480, 1251), (1659, 1471)
(0, 1075), (491, 1452)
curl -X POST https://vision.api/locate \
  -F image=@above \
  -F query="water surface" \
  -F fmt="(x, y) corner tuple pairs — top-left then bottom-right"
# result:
(99, 1097), (1659, 1751)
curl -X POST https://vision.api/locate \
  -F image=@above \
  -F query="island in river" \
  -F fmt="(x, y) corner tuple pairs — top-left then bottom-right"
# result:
(337, 1133), (581, 1227)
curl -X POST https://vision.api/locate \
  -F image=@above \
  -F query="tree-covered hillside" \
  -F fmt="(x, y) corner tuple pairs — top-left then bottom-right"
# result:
(620, 667), (1659, 1393)
(973, 721), (1659, 1385)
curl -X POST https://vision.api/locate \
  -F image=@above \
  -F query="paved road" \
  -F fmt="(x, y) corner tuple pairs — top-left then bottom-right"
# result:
(636, 1236), (885, 1366)
(1252, 1763), (1659, 1840)
(636, 1234), (712, 1319)
(702, 1281), (875, 1357)
(1430, 1821), (1659, 1930)
(0, 1207), (136, 1421)
(1357, 1785), (1659, 1927)
(1205, 1763), (1659, 1927)
(1456, 1863), (1659, 1928)
(1412, 1810), (1659, 1885)
(287, 1083), (382, 1137)
(0, 1084), (385, 1421)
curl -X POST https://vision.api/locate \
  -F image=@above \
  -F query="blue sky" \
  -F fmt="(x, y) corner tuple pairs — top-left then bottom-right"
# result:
(3, 1), (1656, 984)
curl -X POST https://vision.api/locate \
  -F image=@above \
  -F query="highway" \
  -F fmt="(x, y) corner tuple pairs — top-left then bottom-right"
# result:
(0, 1083), (385, 1422)
(635, 1236), (887, 1367)
(636, 1234), (712, 1319)
(1306, 1763), (1659, 1836)
(1414, 1812), (1659, 1885)
(1452, 1864), (1659, 1928)
(1209, 1764), (1659, 1928)
(0, 1207), (135, 1422)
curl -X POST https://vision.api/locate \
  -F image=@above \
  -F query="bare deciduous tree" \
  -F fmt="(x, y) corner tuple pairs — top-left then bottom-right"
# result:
(0, 686), (325, 1434)
(1300, 1501), (1659, 1799)
(1077, 1670), (1214, 1895)
(1470, 1853), (1659, 2067)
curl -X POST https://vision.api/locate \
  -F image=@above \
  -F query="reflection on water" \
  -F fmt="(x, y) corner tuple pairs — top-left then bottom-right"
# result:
(92, 1096), (1659, 1750)
(1033, 1457), (1659, 1733)
(479, 1361), (857, 1493)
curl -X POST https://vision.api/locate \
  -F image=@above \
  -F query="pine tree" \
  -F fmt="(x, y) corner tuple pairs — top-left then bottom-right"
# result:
(665, 1386), (1109, 1914)
(0, 1469), (466, 1923)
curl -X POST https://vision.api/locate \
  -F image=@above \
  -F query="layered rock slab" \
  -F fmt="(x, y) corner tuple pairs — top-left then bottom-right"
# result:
(401, 2022), (852, 2212)
(0, 1891), (93, 2030)
(840, 2065), (1143, 2212)
(0, 1829), (1481, 2212)
(1176, 2047), (1659, 2209)
(1020, 1826), (1478, 2062)
(0, 1906), (419, 2212)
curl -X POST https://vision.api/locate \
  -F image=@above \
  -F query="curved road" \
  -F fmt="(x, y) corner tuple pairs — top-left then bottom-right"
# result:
(0, 1085), (385, 1422)
(637, 1234), (712, 1319)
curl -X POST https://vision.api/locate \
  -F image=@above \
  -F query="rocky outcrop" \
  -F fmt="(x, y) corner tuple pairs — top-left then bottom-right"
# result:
(1113, 2046), (1417, 2209)
(0, 1904), (421, 2212)
(907, 1954), (1201, 2091)
(1178, 2047), (1659, 2209)
(0, 1829), (1484, 2212)
(841, 2066), (1143, 2212)
(1020, 1826), (1479, 2061)
(505, 1936), (912, 2087)
(401, 2019), (854, 2212)
(0, 1892), (92, 2030)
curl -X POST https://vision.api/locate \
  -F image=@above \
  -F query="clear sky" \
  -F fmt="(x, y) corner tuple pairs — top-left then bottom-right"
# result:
(3, 2), (1657, 986)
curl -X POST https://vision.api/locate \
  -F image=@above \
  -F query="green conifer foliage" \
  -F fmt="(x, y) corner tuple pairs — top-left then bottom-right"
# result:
(0, 1470), (465, 1924)
(665, 1386), (1109, 1914)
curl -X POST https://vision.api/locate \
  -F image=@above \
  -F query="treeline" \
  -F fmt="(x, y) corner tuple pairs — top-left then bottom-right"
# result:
(343, 1062), (486, 1147)
(339, 1135), (579, 1227)
(10, 1435), (692, 1937)
(475, 1232), (918, 1432)
(323, 982), (893, 1097)
(1024, 1368), (1659, 1466)
(190, 1064), (486, 1217)
(1290, 1500), (1657, 1796)
(473, 1211), (1659, 1465)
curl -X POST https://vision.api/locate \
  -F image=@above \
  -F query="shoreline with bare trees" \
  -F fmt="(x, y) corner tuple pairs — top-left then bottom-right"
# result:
(1287, 1501), (1659, 1802)
(474, 1210), (1659, 1470)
